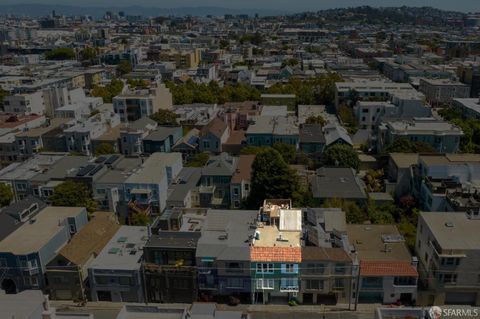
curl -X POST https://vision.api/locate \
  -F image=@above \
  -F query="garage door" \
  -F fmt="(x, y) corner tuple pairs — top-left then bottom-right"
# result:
(445, 292), (477, 305)
(55, 290), (73, 300)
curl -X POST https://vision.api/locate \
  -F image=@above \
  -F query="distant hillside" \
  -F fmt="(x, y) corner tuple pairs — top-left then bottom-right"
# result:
(0, 3), (286, 17)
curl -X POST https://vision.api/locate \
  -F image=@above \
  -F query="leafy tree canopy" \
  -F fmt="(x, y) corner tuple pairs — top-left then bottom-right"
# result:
(383, 137), (437, 154)
(150, 109), (178, 126)
(186, 152), (210, 167)
(49, 181), (97, 213)
(95, 143), (116, 156)
(0, 183), (13, 207)
(323, 144), (359, 169)
(45, 48), (75, 60)
(116, 60), (133, 76)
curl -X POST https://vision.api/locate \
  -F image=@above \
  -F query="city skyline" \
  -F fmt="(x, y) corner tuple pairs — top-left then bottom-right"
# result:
(0, 0), (479, 13)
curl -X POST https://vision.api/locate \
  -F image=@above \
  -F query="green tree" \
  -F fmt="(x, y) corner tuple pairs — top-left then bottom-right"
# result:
(367, 200), (395, 224)
(281, 58), (299, 68)
(247, 148), (300, 209)
(130, 212), (150, 226)
(0, 87), (9, 111)
(0, 183), (13, 207)
(80, 47), (97, 63)
(150, 109), (178, 126)
(116, 60), (133, 76)
(323, 144), (359, 169)
(91, 77), (124, 103)
(95, 143), (116, 156)
(45, 48), (76, 60)
(305, 115), (327, 126)
(364, 169), (384, 192)
(186, 152), (210, 167)
(338, 105), (357, 134)
(127, 78), (148, 89)
(49, 181), (97, 213)
(321, 198), (367, 224)
(383, 137), (437, 153)
(273, 143), (296, 164)
(240, 146), (269, 155)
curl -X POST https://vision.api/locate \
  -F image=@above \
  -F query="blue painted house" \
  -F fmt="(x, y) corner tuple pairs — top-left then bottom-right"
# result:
(0, 206), (87, 294)
(246, 116), (299, 148)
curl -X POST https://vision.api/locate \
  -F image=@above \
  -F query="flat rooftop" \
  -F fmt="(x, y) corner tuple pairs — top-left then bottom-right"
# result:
(253, 225), (301, 248)
(346, 224), (412, 261)
(421, 212), (480, 251)
(90, 226), (149, 271)
(0, 206), (85, 255)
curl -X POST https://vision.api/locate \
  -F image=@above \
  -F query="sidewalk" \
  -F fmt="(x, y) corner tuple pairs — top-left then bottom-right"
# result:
(51, 300), (380, 315)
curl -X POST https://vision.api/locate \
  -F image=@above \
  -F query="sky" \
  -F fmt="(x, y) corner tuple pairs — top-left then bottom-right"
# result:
(1, 0), (478, 12)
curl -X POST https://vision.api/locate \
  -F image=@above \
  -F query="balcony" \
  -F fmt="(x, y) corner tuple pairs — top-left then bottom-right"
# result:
(280, 285), (299, 293)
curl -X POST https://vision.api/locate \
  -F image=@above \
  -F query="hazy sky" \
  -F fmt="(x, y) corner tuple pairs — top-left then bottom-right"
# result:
(2, 0), (479, 12)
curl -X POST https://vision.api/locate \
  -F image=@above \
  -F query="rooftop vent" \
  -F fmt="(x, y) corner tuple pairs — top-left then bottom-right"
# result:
(445, 222), (454, 228)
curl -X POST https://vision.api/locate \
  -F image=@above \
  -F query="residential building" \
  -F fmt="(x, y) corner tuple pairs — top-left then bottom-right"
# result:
(113, 84), (173, 122)
(377, 118), (463, 153)
(124, 152), (183, 213)
(166, 167), (201, 209)
(199, 153), (238, 208)
(347, 225), (418, 304)
(414, 154), (480, 212)
(416, 212), (480, 306)
(0, 206), (88, 294)
(335, 81), (417, 108)
(196, 209), (257, 302)
(3, 91), (45, 115)
(311, 168), (367, 205)
(15, 118), (71, 159)
(143, 126), (182, 154)
(45, 212), (120, 301)
(0, 196), (46, 241)
(386, 153), (419, 199)
(246, 116), (299, 148)
(172, 128), (200, 162)
(230, 155), (255, 208)
(119, 117), (158, 156)
(143, 224), (202, 303)
(250, 200), (302, 304)
(419, 78), (470, 107)
(300, 247), (355, 305)
(299, 124), (325, 154)
(88, 226), (149, 302)
(64, 111), (121, 156)
(199, 118), (230, 153)
(452, 98), (480, 120)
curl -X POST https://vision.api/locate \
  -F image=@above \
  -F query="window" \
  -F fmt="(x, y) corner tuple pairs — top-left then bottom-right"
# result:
(334, 278), (345, 290)
(280, 278), (298, 290)
(244, 184), (249, 191)
(335, 263), (346, 274)
(95, 276), (109, 285)
(394, 277), (416, 286)
(119, 276), (133, 286)
(305, 263), (325, 274)
(282, 263), (298, 274)
(226, 262), (243, 273)
(0, 259), (7, 267)
(226, 278), (244, 288)
(441, 258), (460, 266)
(443, 274), (457, 284)
(256, 263), (274, 274)
(203, 141), (210, 149)
(305, 279), (323, 290)
(30, 276), (38, 287)
(256, 278), (274, 289)
(233, 188), (239, 195)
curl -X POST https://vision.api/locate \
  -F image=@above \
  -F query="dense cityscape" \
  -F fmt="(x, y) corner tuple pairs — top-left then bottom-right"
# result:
(0, 3), (480, 319)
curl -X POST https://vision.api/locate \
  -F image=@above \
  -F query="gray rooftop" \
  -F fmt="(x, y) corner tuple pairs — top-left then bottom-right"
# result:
(0, 153), (66, 181)
(196, 209), (257, 261)
(421, 212), (480, 251)
(299, 124), (325, 144)
(167, 167), (201, 202)
(0, 196), (46, 241)
(90, 226), (148, 271)
(311, 167), (367, 200)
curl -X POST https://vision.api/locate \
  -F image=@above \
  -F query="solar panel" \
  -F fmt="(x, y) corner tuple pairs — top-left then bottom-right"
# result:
(95, 156), (107, 163)
(88, 165), (103, 176)
(76, 165), (96, 177)
(105, 155), (120, 165)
